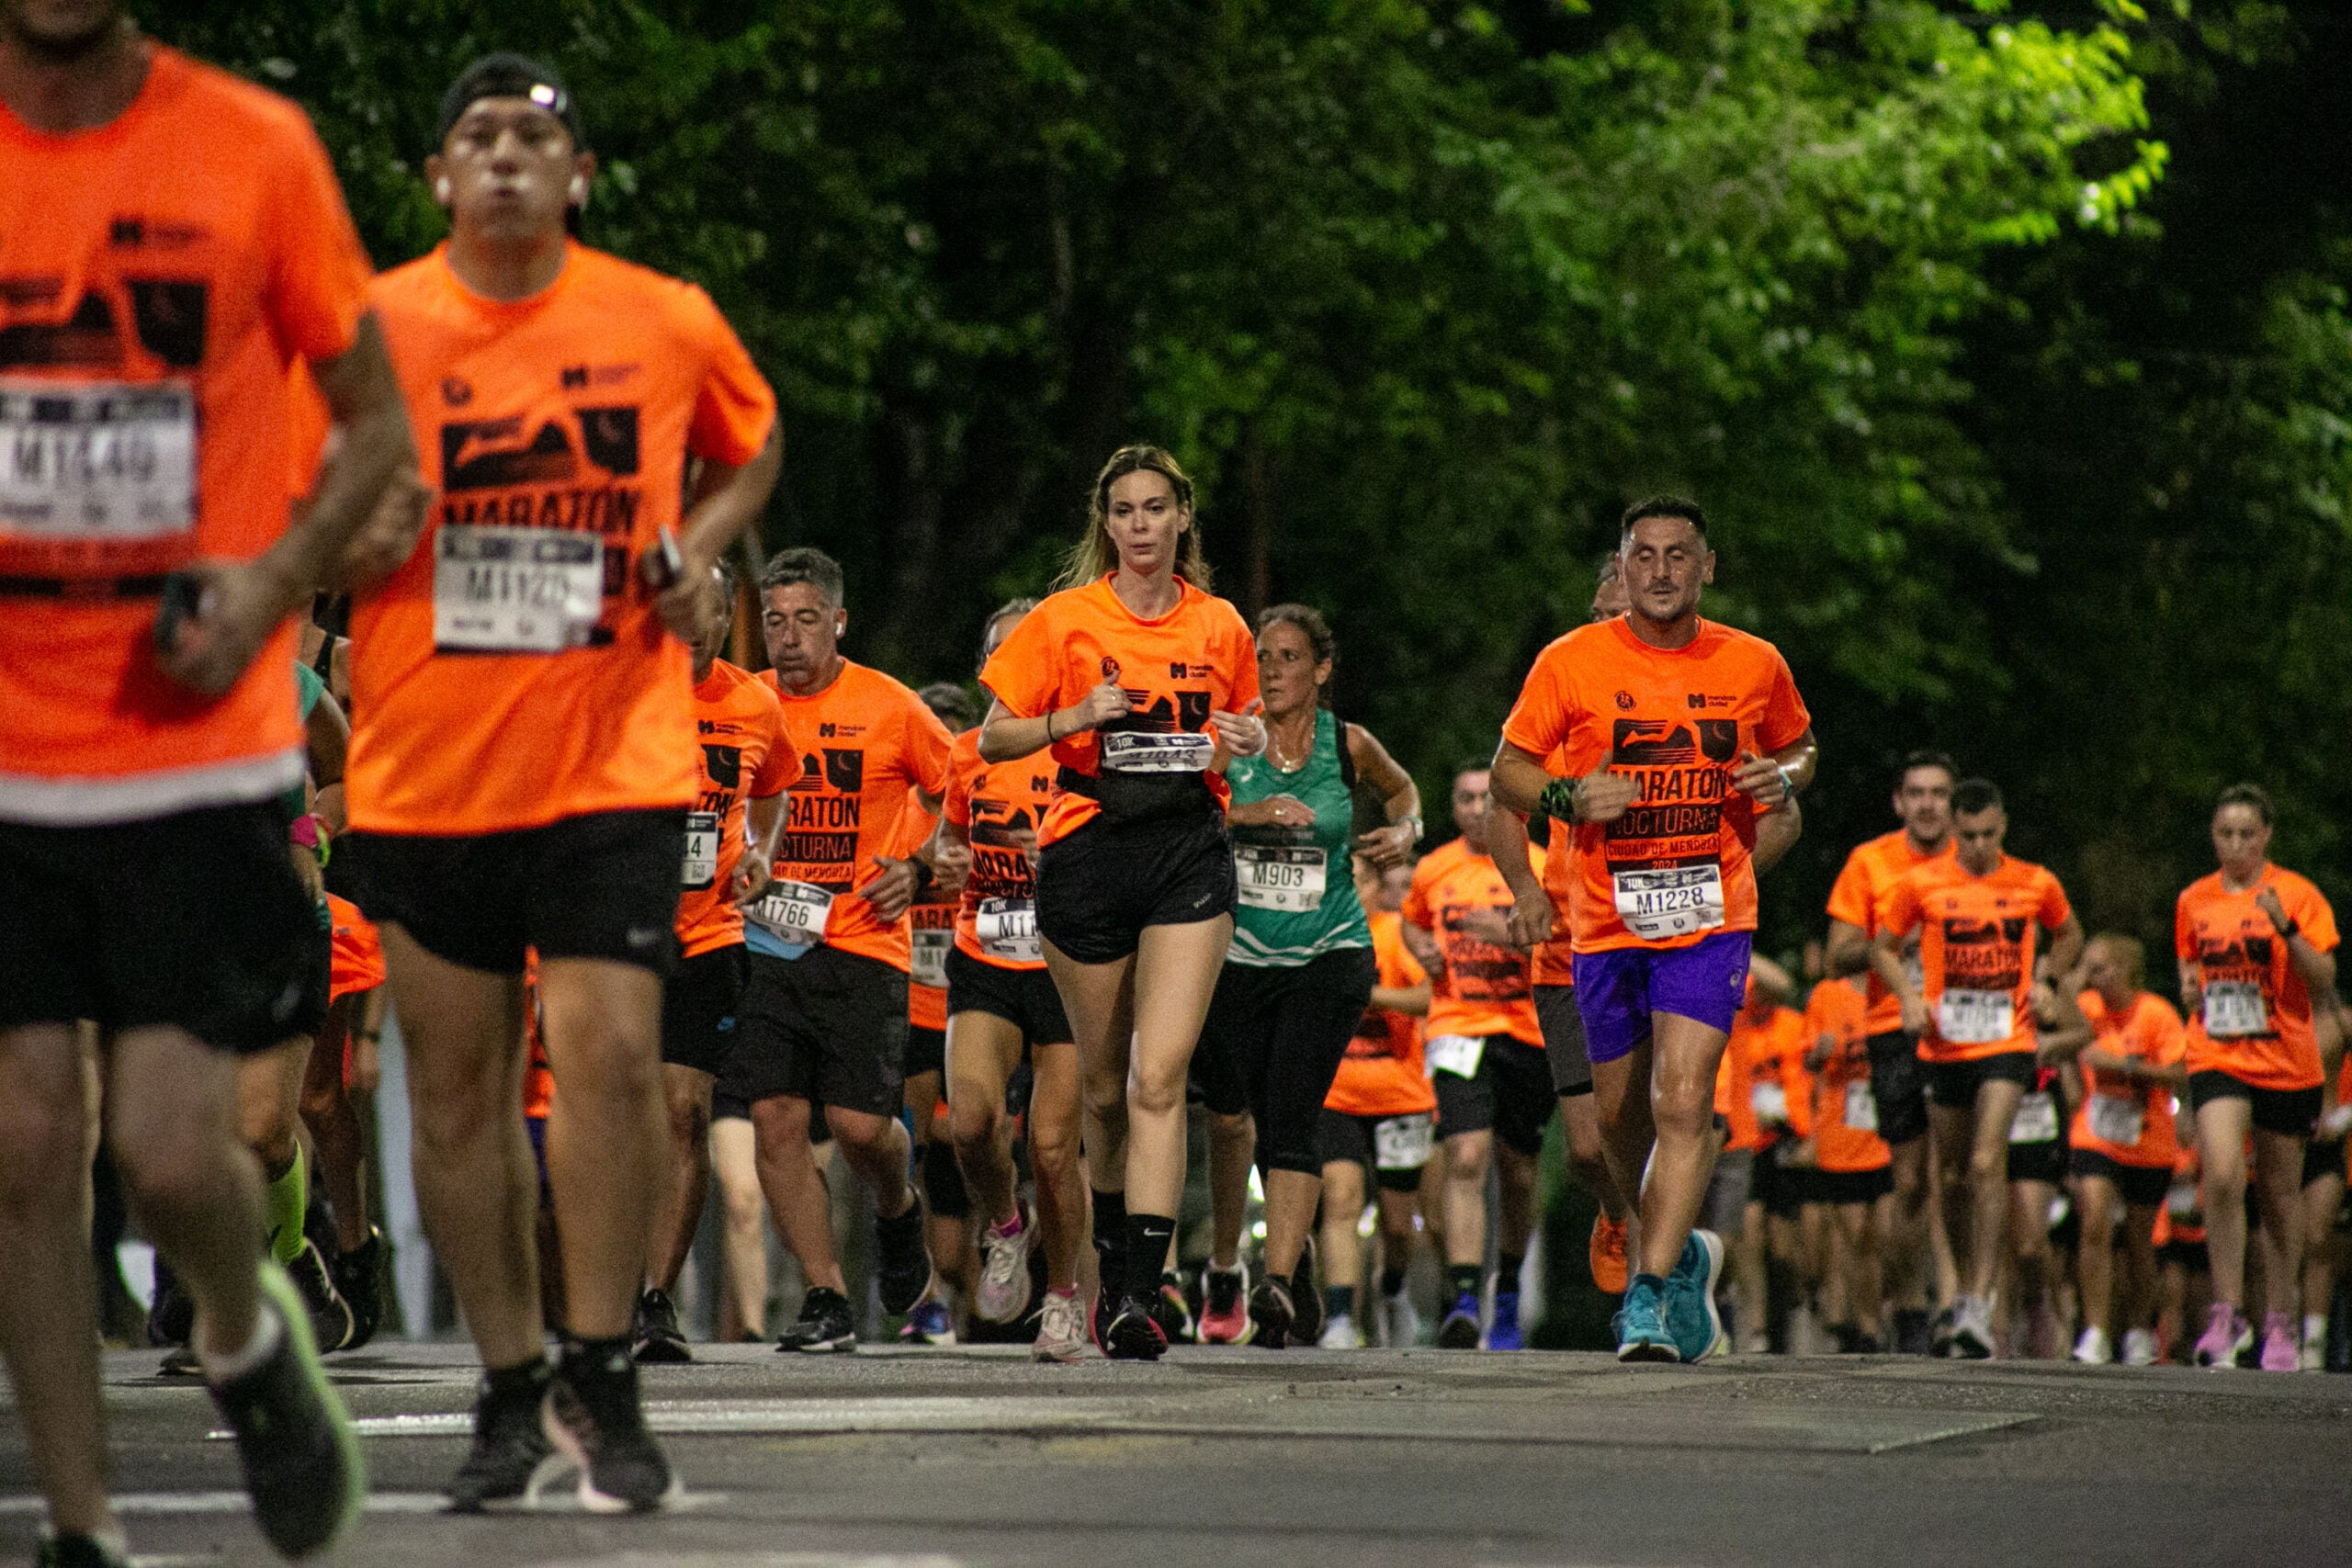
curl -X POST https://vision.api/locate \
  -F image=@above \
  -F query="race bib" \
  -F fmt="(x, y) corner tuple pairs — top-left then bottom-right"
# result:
(748, 880), (834, 946)
(1425, 1033), (1485, 1081)
(2202, 980), (2270, 1039)
(2009, 1090), (2059, 1145)
(1374, 1112), (1435, 1171)
(2165, 1181), (2199, 1219)
(975, 897), (1042, 964)
(433, 525), (603, 653)
(680, 812), (720, 890)
(1937, 988), (2015, 1044)
(1750, 1081), (1789, 1125)
(0, 379), (196, 558)
(1100, 729), (1216, 774)
(1844, 1079), (1878, 1134)
(910, 925), (952, 989)
(1234, 844), (1327, 912)
(1611, 862), (1725, 941)
(2086, 1093), (2144, 1147)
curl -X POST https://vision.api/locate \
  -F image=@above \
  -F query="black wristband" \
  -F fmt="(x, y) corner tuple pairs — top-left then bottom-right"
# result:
(1044, 708), (1059, 743)
(2277, 918), (2301, 941)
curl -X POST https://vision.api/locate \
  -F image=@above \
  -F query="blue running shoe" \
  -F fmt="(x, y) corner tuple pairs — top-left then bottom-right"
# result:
(1664, 1227), (1725, 1363)
(1487, 1290), (1523, 1351)
(1615, 1274), (1678, 1362)
(1435, 1291), (1482, 1349)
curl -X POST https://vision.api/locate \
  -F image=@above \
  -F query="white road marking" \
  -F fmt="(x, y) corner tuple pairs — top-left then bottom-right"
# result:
(0, 1491), (731, 1517)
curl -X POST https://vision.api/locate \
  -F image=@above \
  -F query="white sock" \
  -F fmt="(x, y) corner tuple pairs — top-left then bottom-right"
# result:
(2306, 1313), (2329, 1345)
(198, 1299), (284, 1382)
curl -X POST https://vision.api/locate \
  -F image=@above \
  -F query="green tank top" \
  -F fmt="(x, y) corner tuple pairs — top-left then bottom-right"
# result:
(1224, 708), (1371, 966)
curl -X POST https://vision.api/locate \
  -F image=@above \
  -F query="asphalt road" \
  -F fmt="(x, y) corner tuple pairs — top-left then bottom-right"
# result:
(4, 1342), (2348, 1567)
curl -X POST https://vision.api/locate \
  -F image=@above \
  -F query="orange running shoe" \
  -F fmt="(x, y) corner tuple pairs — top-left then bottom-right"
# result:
(1589, 1214), (1629, 1295)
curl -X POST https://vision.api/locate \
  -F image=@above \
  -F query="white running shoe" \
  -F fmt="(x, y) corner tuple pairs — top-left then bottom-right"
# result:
(1946, 1295), (1996, 1359)
(2120, 1327), (2159, 1367)
(975, 1208), (1036, 1325)
(1380, 1290), (1419, 1348)
(1031, 1287), (1086, 1363)
(1318, 1312), (1363, 1349)
(2072, 1326), (2112, 1364)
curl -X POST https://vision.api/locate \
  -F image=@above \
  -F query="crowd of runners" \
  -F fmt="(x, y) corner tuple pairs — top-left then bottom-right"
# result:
(3, 8), (2346, 1566)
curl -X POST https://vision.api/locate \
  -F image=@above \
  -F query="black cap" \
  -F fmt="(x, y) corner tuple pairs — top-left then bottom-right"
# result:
(435, 52), (586, 150)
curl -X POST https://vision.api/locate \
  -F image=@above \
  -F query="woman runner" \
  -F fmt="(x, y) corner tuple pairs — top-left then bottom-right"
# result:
(978, 446), (1266, 1359)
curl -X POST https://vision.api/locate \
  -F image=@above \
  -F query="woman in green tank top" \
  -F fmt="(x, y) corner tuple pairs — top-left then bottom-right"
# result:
(1193, 605), (1423, 1348)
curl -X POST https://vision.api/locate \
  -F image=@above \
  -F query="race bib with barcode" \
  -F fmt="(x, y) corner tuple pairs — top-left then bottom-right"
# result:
(0, 380), (196, 573)
(1611, 862), (1725, 942)
(1750, 1081), (1789, 1126)
(2086, 1093), (2144, 1147)
(2009, 1090), (2059, 1145)
(1234, 844), (1328, 912)
(680, 812), (720, 889)
(910, 926), (952, 989)
(2201, 980), (2270, 1039)
(1374, 1112), (1435, 1171)
(1937, 988), (2015, 1045)
(1425, 1033), (1486, 1081)
(974, 897), (1042, 964)
(433, 525), (603, 653)
(1844, 1079), (1878, 1134)
(1099, 729), (1216, 774)
(748, 880), (834, 946)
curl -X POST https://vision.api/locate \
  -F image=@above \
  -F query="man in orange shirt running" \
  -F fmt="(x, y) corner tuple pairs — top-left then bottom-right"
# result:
(1823, 751), (1957, 1354)
(634, 565), (797, 1363)
(1871, 779), (2083, 1359)
(342, 55), (780, 1514)
(738, 547), (956, 1353)
(0, 8), (416, 1564)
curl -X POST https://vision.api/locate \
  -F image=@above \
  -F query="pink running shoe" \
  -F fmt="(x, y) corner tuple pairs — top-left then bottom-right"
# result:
(2259, 1312), (2299, 1372)
(2192, 1303), (2251, 1369)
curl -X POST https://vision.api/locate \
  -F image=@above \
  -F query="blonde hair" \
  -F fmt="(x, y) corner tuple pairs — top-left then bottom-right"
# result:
(2090, 931), (2145, 990)
(1057, 445), (1212, 592)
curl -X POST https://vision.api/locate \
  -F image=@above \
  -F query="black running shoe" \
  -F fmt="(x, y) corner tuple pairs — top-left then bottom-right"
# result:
(775, 1285), (856, 1352)
(1150, 1271), (1195, 1345)
(332, 1229), (387, 1352)
(206, 1262), (365, 1559)
(874, 1201), (936, 1316)
(446, 1368), (553, 1513)
(1248, 1277), (1296, 1350)
(286, 1237), (356, 1355)
(633, 1288), (693, 1364)
(1288, 1241), (1324, 1345)
(1102, 1293), (1169, 1361)
(1893, 1307), (1933, 1357)
(35, 1535), (130, 1568)
(158, 1341), (203, 1378)
(544, 1343), (680, 1514)
(148, 1257), (193, 1348)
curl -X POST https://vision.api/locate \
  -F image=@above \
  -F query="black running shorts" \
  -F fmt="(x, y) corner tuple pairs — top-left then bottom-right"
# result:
(728, 944), (910, 1118)
(1808, 1165), (1894, 1206)
(2069, 1148), (2170, 1208)
(1430, 1034), (1555, 1158)
(662, 942), (746, 1077)
(1035, 809), (1236, 965)
(1924, 1050), (2035, 1110)
(0, 803), (318, 1054)
(1316, 1107), (1434, 1191)
(945, 945), (1073, 1046)
(1866, 1028), (1929, 1145)
(1534, 984), (1592, 1097)
(904, 1024), (946, 1082)
(2188, 1069), (2323, 1139)
(344, 807), (685, 977)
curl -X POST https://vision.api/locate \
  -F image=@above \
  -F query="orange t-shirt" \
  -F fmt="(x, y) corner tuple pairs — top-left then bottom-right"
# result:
(1716, 994), (1808, 1154)
(1530, 773), (1579, 987)
(944, 729), (1055, 974)
(1876, 854), (2072, 1063)
(0, 46), (374, 824)
(1805, 978), (1889, 1173)
(345, 243), (775, 835)
(1500, 617), (1809, 953)
(521, 951), (553, 1120)
(676, 660), (797, 959)
(2177, 866), (2339, 1091)
(326, 893), (387, 1003)
(903, 794), (956, 1032)
(752, 660), (954, 973)
(1327, 910), (1438, 1118)
(1826, 829), (1955, 1035)
(1402, 838), (1543, 1047)
(977, 575), (1260, 847)
(2070, 989), (2187, 1169)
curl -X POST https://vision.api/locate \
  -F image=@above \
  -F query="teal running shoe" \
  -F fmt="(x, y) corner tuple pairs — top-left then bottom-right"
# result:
(1614, 1274), (1679, 1362)
(1664, 1228), (1725, 1363)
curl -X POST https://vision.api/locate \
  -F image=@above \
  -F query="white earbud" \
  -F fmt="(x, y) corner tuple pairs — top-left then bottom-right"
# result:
(569, 176), (585, 202)
(435, 177), (451, 202)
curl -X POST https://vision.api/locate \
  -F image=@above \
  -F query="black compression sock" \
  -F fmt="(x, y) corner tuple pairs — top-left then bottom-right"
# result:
(483, 1355), (550, 1405)
(1124, 1213), (1177, 1302)
(1446, 1263), (1483, 1302)
(1092, 1189), (1128, 1292)
(1497, 1252), (1526, 1292)
(1379, 1267), (1407, 1298)
(1325, 1283), (1356, 1319)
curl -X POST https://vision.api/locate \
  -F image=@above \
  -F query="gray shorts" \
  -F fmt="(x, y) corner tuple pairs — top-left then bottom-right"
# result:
(1705, 1147), (1755, 1238)
(1534, 984), (1593, 1098)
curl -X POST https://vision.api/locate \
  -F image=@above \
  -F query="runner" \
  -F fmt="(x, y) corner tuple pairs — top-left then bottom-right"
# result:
(1804, 973), (1894, 1352)
(1318, 856), (1438, 1348)
(2066, 933), (2187, 1365)
(343, 53), (780, 1512)
(940, 599), (1092, 1360)
(1871, 779), (2083, 1359)
(2177, 784), (2339, 1370)
(1490, 496), (1817, 1363)
(634, 565), (796, 1363)
(1193, 604), (1421, 1348)
(1717, 973), (1809, 1352)
(2007, 983), (2089, 1359)
(1402, 764), (1552, 1349)
(311, 888), (390, 1349)
(1823, 751), (1958, 1355)
(976, 444), (1264, 1360)
(0, 6), (414, 1560)
(905, 680), (979, 1347)
(2301, 994), (2349, 1370)
(733, 547), (955, 1354)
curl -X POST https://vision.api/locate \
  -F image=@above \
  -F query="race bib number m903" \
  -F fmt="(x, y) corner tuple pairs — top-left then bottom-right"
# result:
(1234, 844), (1327, 912)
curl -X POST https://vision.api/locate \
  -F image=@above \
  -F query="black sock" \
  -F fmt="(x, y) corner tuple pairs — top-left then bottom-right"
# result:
(1325, 1283), (1356, 1319)
(1125, 1213), (1176, 1302)
(1379, 1267), (1407, 1299)
(1497, 1253), (1525, 1293)
(1446, 1263), (1482, 1302)
(558, 1334), (633, 1386)
(484, 1355), (550, 1406)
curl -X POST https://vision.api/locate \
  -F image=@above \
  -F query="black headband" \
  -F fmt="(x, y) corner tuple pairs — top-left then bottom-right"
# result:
(435, 52), (586, 150)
